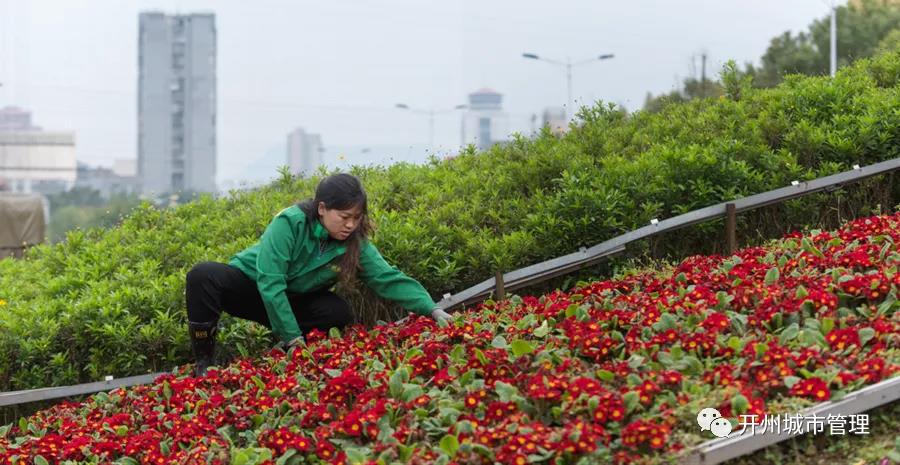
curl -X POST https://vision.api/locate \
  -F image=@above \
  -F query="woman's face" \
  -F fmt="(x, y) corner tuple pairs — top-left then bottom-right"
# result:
(317, 202), (363, 240)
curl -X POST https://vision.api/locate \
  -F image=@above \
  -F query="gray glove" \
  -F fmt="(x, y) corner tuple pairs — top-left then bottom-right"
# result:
(275, 335), (305, 352)
(431, 308), (453, 322)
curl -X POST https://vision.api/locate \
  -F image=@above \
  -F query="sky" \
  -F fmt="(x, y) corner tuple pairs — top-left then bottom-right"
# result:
(0, 0), (840, 187)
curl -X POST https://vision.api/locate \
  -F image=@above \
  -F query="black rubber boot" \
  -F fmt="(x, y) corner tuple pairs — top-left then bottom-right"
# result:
(189, 320), (218, 377)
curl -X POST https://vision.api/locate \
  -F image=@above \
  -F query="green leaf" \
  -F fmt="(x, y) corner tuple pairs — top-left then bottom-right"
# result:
(449, 345), (465, 364)
(779, 323), (799, 344)
(731, 394), (749, 415)
(491, 335), (509, 349)
(783, 376), (801, 388)
(657, 351), (674, 368)
(652, 312), (677, 332)
(398, 444), (415, 462)
(754, 343), (767, 357)
(389, 369), (405, 398)
(232, 450), (249, 465)
(623, 391), (640, 413)
(275, 450), (297, 465)
(494, 381), (520, 402)
(439, 434), (460, 457)
(801, 237), (825, 258)
(473, 348), (488, 365)
(764, 267), (780, 285)
(459, 369), (475, 388)
(533, 320), (551, 338)
(681, 355), (703, 376)
(344, 447), (368, 465)
(877, 294), (896, 316)
(626, 374), (642, 387)
(858, 328), (876, 346)
(821, 317), (835, 336)
(400, 383), (425, 403)
(329, 327), (342, 339)
(34, 456), (49, 465)
(510, 339), (535, 358)
(251, 375), (266, 390)
(596, 370), (615, 382)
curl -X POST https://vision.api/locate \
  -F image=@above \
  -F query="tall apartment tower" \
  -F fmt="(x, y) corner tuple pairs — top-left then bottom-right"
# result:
(138, 12), (216, 195)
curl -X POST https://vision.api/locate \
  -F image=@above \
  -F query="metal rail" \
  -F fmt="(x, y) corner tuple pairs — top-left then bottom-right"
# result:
(0, 372), (167, 407)
(436, 158), (900, 311)
(681, 375), (900, 465)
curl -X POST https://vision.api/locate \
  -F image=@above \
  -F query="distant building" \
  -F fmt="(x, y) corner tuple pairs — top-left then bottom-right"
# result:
(113, 158), (138, 178)
(462, 88), (509, 151)
(287, 128), (323, 177)
(542, 106), (568, 135)
(0, 131), (76, 195)
(0, 106), (40, 131)
(75, 160), (139, 198)
(138, 12), (217, 195)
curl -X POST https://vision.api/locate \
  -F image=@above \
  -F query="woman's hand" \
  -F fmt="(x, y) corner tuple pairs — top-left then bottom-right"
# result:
(431, 308), (453, 323)
(274, 335), (305, 353)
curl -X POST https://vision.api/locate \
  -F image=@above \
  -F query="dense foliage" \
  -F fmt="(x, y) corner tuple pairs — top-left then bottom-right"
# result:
(1, 211), (898, 465)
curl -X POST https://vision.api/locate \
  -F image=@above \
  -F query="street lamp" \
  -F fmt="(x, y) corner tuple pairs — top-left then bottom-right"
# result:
(522, 52), (614, 121)
(395, 103), (468, 150)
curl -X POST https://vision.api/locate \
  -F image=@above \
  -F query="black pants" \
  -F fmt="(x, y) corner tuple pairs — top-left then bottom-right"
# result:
(185, 261), (355, 335)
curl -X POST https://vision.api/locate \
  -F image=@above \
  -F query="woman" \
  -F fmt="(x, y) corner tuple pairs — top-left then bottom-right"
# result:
(185, 173), (452, 376)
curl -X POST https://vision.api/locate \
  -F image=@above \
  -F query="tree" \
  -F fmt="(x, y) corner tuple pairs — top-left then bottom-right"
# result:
(643, 76), (724, 113)
(747, 0), (900, 87)
(643, 0), (900, 112)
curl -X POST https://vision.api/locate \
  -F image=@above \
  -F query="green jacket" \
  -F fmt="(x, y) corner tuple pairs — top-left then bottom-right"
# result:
(228, 205), (437, 342)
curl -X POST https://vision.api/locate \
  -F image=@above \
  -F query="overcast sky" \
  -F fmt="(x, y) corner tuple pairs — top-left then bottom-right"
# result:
(0, 0), (839, 186)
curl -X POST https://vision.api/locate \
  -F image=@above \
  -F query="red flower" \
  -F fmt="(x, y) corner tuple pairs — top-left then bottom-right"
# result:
(789, 377), (830, 401)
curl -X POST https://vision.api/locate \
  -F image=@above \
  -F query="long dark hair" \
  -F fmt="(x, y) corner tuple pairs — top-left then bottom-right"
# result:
(297, 173), (374, 286)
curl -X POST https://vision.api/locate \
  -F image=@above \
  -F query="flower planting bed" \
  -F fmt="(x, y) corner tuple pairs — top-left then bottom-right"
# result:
(1, 212), (899, 465)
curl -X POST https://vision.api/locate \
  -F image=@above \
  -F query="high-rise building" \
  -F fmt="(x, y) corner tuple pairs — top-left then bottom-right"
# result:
(287, 128), (323, 177)
(138, 12), (216, 195)
(462, 88), (509, 151)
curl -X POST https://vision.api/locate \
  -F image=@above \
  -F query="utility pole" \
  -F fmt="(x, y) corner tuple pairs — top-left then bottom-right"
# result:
(830, 4), (837, 77)
(701, 53), (707, 98)
(522, 52), (614, 122)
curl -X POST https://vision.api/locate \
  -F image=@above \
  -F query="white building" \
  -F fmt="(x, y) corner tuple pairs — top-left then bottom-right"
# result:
(462, 88), (509, 151)
(138, 12), (217, 195)
(287, 128), (323, 177)
(0, 131), (76, 195)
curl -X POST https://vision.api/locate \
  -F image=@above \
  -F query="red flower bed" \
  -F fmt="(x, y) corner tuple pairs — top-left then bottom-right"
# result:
(2, 213), (899, 465)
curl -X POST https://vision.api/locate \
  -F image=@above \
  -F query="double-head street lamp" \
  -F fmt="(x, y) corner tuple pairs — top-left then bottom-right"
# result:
(395, 103), (467, 150)
(522, 52), (614, 121)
